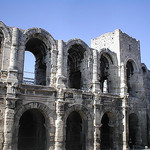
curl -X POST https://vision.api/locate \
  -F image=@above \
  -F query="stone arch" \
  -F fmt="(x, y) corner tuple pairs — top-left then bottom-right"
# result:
(141, 63), (148, 75)
(125, 58), (138, 96)
(99, 48), (118, 66)
(100, 111), (116, 150)
(64, 104), (93, 150)
(124, 57), (138, 72)
(13, 102), (55, 150)
(65, 39), (91, 89)
(0, 21), (11, 43)
(66, 39), (90, 52)
(64, 104), (92, 122)
(21, 28), (56, 85)
(24, 28), (56, 49)
(128, 113), (141, 148)
(99, 49), (118, 93)
(0, 21), (11, 72)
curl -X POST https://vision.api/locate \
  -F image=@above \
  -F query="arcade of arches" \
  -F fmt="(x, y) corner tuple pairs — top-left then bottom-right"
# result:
(0, 21), (150, 150)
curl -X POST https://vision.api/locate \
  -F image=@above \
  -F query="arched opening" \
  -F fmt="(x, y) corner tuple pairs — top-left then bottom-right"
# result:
(0, 30), (4, 70)
(67, 44), (85, 89)
(142, 66), (146, 75)
(100, 53), (112, 93)
(66, 111), (85, 150)
(18, 109), (46, 150)
(25, 38), (47, 85)
(126, 61), (134, 94)
(100, 113), (113, 149)
(129, 113), (139, 148)
(23, 51), (35, 84)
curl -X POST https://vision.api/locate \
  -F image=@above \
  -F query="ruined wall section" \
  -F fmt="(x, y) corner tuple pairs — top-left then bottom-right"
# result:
(119, 31), (141, 65)
(120, 31), (144, 98)
(91, 30), (120, 94)
(91, 29), (120, 64)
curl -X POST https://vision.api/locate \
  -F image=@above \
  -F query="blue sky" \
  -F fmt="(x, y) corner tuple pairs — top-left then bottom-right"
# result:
(0, 0), (150, 71)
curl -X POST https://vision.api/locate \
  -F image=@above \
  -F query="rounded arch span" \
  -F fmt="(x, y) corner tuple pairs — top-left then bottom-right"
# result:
(100, 110), (117, 125)
(100, 110), (118, 149)
(13, 102), (56, 150)
(129, 111), (140, 121)
(141, 63), (148, 74)
(99, 48), (118, 66)
(124, 57), (139, 72)
(66, 38), (90, 52)
(14, 102), (55, 127)
(0, 21), (11, 42)
(23, 27), (56, 49)
(64, 104), (93, 150)
(64, 104), (92, 122)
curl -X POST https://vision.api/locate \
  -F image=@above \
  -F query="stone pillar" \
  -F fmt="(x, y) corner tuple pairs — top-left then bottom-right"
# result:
(3, 99), (16, 150)
(120, 63), (129, 149)
(9, 28), (18, 70)
(45, 49), (51, 86)
(8, 28), (19, 82)
(120, 63), (127, 96)
(92, 50), (100, 92)
(122, 96), (129, 150)
(50, 48), (57, 87)
(93, 93), (101, 150)
(56, 40), (66, 88)
(17, 44), (25, 83)
(55, 90), (65, 150)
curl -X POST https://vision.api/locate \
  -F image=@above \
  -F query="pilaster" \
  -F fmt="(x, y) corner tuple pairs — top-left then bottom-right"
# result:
(56, 40), (67, 89)
(8, 27), (19, 83)
(93, 92), (101, 150)
(92, 50), (101, 93)
(55, 90), (65, 150)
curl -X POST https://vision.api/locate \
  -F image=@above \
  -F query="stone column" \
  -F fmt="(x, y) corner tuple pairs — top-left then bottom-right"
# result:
(56, 40), (66, 88)
(55, 90), (65, 150)
(17, 44), (25, 83)
(92, 50), (100, 92)
(120, 63), (127, 95)
(45, 49), (51, 86)
(8, 27), (19, 82)
(3, 98), (16, 150)
(120, 63), (129, 149)
(122, 96), (129, 150)
(93, 93), (101, 150)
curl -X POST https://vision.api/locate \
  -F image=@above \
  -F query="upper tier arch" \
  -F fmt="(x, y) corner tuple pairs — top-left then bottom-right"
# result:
(23, 27), (56, 50)
(65, 38), (90, 53)
(0, 21), (11, 43)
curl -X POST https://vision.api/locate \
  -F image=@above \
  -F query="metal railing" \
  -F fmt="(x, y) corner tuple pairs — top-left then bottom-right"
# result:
(23, 71), (35, 85)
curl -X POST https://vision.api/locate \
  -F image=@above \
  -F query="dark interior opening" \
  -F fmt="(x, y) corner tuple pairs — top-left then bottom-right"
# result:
(100, 113), (113, 149)
(18, 109), (46, 150)
(68, 44), (85, 89)
(126, 61), (134, 94)
(142, 66), (146, 74)
(66, 111), (85, 150)
(25, 38), (47, 85)
(129, 113), (138, 148)
(100, 55), (109, 92)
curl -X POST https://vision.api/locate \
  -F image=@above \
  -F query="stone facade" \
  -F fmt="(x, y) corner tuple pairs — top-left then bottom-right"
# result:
(0, 20), (150, 150)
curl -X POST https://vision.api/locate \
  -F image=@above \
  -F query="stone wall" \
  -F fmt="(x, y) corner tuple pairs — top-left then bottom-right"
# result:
(0, 20), (149, 150)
